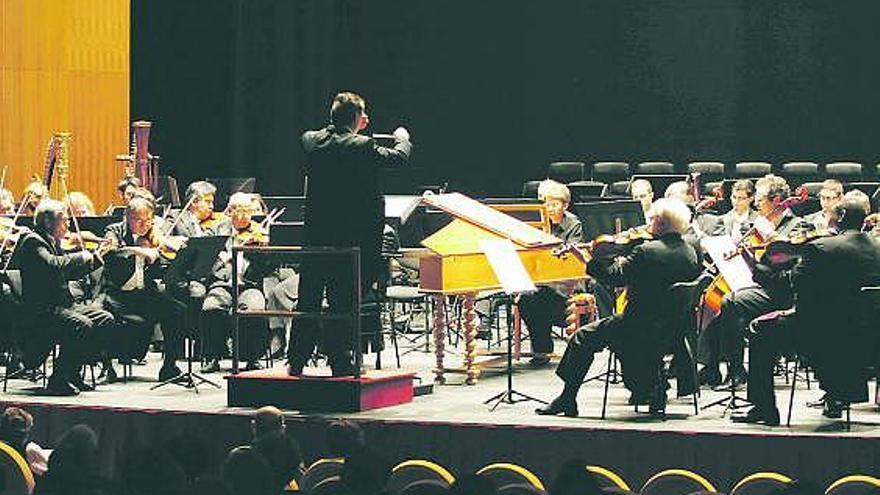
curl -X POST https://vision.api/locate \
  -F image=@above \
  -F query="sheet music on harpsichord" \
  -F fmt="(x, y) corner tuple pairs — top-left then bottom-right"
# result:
(421, 192), (560, 247)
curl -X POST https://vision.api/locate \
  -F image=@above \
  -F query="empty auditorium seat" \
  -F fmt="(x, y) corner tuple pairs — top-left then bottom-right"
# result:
(522, 180), (542, 198)
(635, 161), (675, 175)
(781, 162), (820, 187)
(825, 474), (880, 495)
(641, 469), (717, 495)
(730, 472), (792, 495)
(592, 161), (630, 183)
(300, 458), (345, 493)
(587, 465), (632, 491)
(735, 162), (772, 179)
(687, 161), (725, 184)
(476, 463), (546, 492)
(825, 162), (863, 183)
(548, 161), (587, 184)
(386, 459), (456, 495)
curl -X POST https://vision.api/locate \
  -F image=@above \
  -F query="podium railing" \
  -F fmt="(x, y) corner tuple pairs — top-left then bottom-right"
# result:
(231, 245), (362, 376)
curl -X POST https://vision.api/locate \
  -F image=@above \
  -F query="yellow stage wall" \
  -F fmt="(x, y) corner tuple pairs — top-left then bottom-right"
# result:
(0, 0), (129, 212)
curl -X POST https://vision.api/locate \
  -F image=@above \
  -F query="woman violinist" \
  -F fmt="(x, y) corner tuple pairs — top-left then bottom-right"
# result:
(201, 192), (271, 373)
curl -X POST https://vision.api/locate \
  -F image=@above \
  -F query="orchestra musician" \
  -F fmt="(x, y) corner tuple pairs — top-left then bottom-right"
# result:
(63, 192), (96, 218)
(287, 91), (411, 377)
(698, 174), (812, 389)
(804, 179), (843, 232)
(100, 196), (177, 382)
(17, 199), (115, 396)
(733, 197), (880, 425)
(536, 198), (700, 417)
(174, 181), (222, 237)
(716, 179), (758, 244)
(0, 188), (14, 215)
(631, 179), (654, 217)
(201, 192), (272, 373)
(19, 181), (48, 216)
(117, 176), (142, 204)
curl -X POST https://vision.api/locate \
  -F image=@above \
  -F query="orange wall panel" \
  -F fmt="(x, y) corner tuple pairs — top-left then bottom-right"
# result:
(0, 0), (129, 212)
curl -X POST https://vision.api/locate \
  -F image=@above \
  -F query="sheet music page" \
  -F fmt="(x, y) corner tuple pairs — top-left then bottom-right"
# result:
(479, 239), (537, 295)
(700, 235), (756, 292)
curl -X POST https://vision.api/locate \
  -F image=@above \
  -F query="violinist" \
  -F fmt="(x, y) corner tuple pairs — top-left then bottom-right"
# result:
(100, 196), (176, 382)
(0, 188), (14, 215)
(518, 180), (585, 366)
(717, 179), (758, 244)
(17, 199), (115, 395)
(18, 181), (48, 217)
(63, 191), (96, 217)
(536, 198), (700, 417)
(804, 179), (843, 232)
(174, 181), (222, 237)
(201, 192), (272, 372)
(699, 174), (812, 389)
(734, 197), (880, 425)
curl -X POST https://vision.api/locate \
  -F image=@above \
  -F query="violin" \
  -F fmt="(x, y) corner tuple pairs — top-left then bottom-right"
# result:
(552, 227), (653, 264)
(199, 211), (227, 233)
(234, 223), (269, 246)
(758, 229), (835, 266)
(60, 230), (109, 253)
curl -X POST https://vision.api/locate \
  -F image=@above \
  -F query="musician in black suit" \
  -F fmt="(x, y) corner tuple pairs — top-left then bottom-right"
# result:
(101, 196), (181, 381)
(700, 175), (811, 389)
(734, 197), (880, 424)
(17, 199), (114, 395)
(717, 179), (758, 243)
(536, 198), (701, 417)
(287, 91), (411, 377)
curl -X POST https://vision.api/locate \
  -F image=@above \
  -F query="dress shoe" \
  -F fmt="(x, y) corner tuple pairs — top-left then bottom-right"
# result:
(244, 361), (263, 372)
(535, 397), (579, 417)
(649, 393), (667, 418)
(286, 362), (304, 377)
(47, 376), (79, 396)
(70, 377), (95, 392)
(698, 366), (722, 387)
(807, 393), (827, 409)
(159, 365), (183, 382)
(731, 406), (780, 426)
(201, 358), (220, 373)
(822, 399), (846, 419)
(100, 366), (119, 384)
(529, 353), (551, 367)
(331, 365), (357, 377)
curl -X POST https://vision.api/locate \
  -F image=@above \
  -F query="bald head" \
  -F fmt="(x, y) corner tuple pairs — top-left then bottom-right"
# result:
(252, 406), (285, 439)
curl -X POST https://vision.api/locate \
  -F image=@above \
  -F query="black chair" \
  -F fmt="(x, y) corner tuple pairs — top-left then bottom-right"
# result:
(735, 162), (772, 179)
(592, 161), (630, 184)
(687, 162), (725, 193)
(522, 180), (542, 198)
(781, 162), (819, 187)
(599, 273), (712, 419)
(825, 162), (863, 183)
(567, 180), (608, 201)
(547, 161), (586, 184)
(635, 161), (675, 175)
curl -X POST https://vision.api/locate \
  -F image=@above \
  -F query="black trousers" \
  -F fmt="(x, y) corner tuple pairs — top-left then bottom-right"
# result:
(102, 289), (168, 361)
(202, 284), (267, 362)
(702, 286), (785, 371)
(556, 315), (665, 399)
(27, 304), (115, 381)
(518, 287), (566, 354)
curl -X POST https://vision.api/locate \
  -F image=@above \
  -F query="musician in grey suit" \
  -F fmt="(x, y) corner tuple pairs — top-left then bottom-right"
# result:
(718, 179), (758, 243)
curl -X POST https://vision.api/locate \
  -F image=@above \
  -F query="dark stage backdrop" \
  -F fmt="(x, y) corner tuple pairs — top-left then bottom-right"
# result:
(131, 0), (880, 200)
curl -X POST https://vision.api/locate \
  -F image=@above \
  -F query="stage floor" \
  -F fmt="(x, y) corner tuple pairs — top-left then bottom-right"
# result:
(2, 341), (878, 437)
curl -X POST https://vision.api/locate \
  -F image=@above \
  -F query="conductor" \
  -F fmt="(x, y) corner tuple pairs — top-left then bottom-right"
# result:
(287, 91), (411, 377)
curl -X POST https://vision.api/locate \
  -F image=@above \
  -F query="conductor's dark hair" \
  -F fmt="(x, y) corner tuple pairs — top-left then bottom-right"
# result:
(330, 92), (366, 128)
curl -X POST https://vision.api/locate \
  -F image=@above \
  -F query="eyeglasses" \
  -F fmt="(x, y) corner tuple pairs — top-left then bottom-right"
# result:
(819, 194), (840, 201)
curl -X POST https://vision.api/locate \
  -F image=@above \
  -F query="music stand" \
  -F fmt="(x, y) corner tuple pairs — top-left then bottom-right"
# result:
(206, 177), (256, 210)
(478, 239), (548, 411)
(572, 200), (645, 241)
(152, 235), (228, 392)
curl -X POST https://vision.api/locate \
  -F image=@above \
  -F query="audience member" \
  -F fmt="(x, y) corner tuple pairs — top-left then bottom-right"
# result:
(549, 459), (601, 495)
(118, 445), (186, 495)
(341, 447), (393, 495)
(0, 406), (50, 476)
(326, 419), (366, 458)
(35, 424), (115, 495)
(252, 405), (285, 440)
(222, 446), (274, 495)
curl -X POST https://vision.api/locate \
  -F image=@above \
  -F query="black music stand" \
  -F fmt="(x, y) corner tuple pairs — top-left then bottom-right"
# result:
(152, 235), (228, 392)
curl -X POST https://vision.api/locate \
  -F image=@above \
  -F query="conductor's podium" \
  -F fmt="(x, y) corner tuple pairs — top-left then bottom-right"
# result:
(418, 193), (587, 384)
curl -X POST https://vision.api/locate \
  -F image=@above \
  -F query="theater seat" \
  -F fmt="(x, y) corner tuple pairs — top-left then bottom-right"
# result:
(641, 469), (717, 495)
(735, 162), (772, 179)
(730, 472), (792, 495)
(386, 459), (455, 495)
(587, 465), (632, 491)
(825, 475), (880, 495)
(476, 463), (546, 492)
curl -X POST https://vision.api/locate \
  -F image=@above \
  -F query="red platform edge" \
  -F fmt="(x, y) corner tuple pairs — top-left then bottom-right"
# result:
(225, 369), (416, 412)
